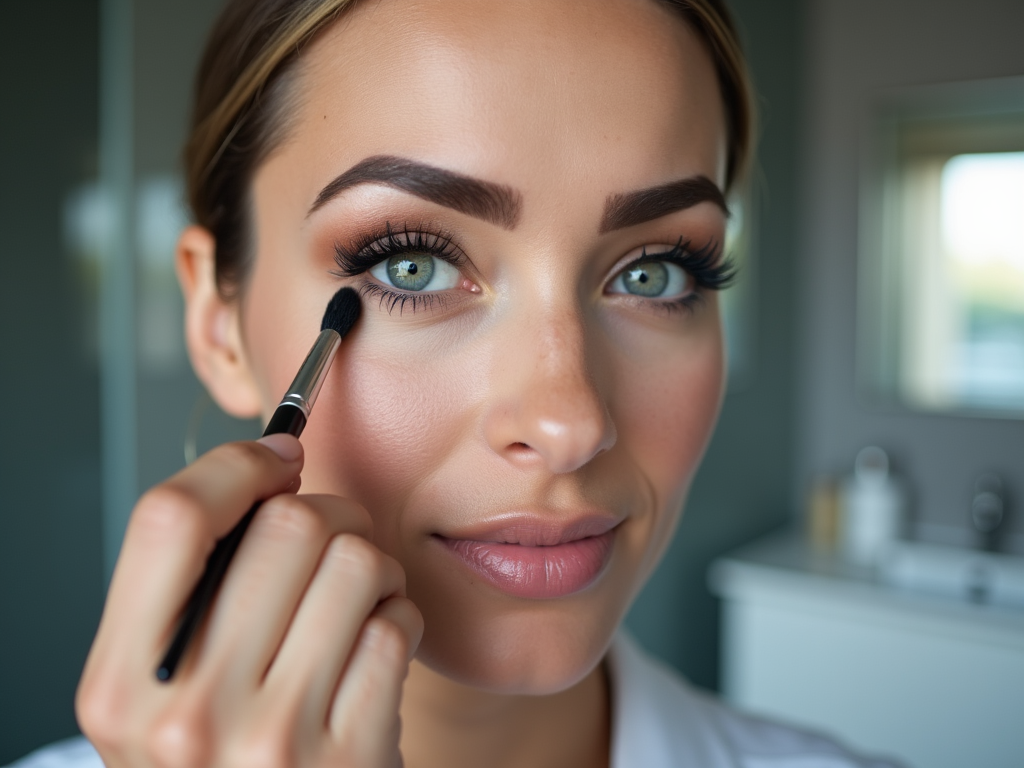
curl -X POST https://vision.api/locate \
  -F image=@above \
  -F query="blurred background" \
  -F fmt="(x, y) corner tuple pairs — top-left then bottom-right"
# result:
(1, 0), (1021, 765)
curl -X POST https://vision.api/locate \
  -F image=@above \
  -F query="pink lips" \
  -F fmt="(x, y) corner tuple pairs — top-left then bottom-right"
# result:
(437, 516), (618, 599)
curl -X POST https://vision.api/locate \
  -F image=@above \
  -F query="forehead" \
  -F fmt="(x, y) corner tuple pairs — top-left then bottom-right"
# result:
(281, 0), (726, 206)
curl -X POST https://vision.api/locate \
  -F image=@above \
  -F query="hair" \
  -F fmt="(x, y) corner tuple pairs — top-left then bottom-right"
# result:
(185, 0), (755, 297)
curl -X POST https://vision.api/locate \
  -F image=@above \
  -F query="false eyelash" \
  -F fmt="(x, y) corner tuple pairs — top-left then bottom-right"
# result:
(331, 222), (465, 278)
(634, 238), (736, 292)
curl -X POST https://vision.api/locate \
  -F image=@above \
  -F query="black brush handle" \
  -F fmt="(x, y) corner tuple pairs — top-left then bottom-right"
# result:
(156, 404), (307, 681)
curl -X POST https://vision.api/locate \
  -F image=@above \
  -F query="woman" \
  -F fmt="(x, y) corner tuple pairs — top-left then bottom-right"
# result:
(14, 0), (893, 766)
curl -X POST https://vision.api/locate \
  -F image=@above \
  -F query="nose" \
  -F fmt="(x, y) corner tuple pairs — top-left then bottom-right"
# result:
(484, 307), (617, 474)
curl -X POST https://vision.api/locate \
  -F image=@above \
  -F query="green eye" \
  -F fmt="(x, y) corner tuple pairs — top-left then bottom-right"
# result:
(621, 262), (668, 296)
(386, 254), (434, 291)
(608, 254), (691, 300)
(369, 251), (462, 292)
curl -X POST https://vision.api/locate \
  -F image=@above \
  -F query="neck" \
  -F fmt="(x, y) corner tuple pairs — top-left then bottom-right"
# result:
(399, 658), (610, 768)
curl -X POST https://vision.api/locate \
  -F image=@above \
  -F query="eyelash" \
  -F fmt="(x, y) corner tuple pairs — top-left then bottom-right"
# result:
(331, 223), (736, 315)
(331, 223), (464, 314)
(623, 238), (736, 314)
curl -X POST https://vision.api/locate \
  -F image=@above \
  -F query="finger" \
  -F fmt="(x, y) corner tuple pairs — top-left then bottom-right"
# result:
(263, 535), (407, 715)
(161, 434), (304, 537)
(194, 494), (373, 686)
(327, 598), (423, 761)
(95, 437), (304, 671)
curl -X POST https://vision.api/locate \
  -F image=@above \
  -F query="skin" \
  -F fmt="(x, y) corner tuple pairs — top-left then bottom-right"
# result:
(77, 0), (730, 766)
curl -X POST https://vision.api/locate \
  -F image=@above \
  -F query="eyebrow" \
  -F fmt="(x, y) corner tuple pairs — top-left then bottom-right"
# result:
(600, 175), (728, 233)
(308, 155), (523, 229)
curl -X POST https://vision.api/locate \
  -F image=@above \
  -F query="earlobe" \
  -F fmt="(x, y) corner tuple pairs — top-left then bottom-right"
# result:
(175, 225), (262, 418)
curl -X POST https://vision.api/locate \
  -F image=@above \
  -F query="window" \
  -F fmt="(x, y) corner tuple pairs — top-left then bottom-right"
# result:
(859, 77), (1024, 416)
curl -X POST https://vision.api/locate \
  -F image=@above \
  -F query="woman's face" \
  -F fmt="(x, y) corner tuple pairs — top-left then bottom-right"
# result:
(235, 0), (728, 694)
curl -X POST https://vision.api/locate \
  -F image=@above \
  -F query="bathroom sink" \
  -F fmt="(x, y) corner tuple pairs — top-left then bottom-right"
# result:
(881, 540), (1024, 608)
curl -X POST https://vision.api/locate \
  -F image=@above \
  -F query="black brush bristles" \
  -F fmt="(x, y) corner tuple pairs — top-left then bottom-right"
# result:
(321, 286), (362, 336)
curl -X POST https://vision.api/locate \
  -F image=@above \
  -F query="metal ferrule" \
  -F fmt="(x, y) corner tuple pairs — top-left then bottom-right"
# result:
(278, 329), (342, 417)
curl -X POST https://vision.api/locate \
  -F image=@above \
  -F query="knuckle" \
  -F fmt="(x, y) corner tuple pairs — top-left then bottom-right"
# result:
(75, 673), (129, 749)
(364, 617), (409, 666)
(132, 485), (205, 545)
(258, 494), (328, 542)
(146, 707), (213, 768)
(326, 534), (382, 578)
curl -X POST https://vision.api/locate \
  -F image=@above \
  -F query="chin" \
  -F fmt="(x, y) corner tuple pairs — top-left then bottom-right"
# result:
(408, 570), (630, 695)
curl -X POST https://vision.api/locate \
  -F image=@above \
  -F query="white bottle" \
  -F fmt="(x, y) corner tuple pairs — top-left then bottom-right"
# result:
(840, 446), (906, 567)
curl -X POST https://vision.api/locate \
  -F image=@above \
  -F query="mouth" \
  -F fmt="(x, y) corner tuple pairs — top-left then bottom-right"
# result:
(435, 514), (620, 599)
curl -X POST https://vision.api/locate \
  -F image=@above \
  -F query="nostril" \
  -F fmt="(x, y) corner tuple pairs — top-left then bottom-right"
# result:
(506, 442), (535, 459)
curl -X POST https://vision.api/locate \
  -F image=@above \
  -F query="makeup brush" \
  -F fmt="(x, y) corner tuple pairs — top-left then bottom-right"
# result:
(156, 287), (361, 681)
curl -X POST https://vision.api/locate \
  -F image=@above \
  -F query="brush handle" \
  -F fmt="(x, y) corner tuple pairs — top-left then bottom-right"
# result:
(155, 404), (307, 682)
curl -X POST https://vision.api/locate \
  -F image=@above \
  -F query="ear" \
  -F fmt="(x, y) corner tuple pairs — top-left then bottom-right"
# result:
(176, 225), (262, 418)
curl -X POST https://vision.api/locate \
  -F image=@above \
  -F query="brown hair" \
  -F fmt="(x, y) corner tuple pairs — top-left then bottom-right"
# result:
(185, 0), (755, 296)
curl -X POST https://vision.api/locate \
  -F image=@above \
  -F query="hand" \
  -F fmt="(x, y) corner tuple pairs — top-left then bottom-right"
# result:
(77, 435), (423, 768)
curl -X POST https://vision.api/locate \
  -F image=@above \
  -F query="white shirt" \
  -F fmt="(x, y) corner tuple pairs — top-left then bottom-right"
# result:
(606, 632), (901, 767)
(8, 632), (901, 768)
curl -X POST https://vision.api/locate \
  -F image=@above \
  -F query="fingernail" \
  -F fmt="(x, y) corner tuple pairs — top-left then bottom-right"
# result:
(258, 434), (303, 463)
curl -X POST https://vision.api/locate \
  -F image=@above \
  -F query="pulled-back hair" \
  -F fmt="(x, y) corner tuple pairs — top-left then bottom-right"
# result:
(185, 0), (755, 296)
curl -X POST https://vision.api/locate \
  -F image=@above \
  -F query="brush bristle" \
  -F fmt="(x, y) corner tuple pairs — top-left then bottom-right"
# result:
(321, 287), (362, 336)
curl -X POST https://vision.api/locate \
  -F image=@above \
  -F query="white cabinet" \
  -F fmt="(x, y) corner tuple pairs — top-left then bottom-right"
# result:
(710, 534), (1024, 768)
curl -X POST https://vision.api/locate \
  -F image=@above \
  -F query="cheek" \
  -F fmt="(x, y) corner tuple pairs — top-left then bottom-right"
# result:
(296, 327), (487, 545)
(614, 317), (725, 557)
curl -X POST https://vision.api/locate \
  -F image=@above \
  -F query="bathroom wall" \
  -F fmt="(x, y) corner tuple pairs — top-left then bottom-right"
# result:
(130, 0), (254, 517)
(795, 0), (1024, 546)
(102, 0), (247, 579)
(0, 2), (104, 763)
(0, 0), (230, 762)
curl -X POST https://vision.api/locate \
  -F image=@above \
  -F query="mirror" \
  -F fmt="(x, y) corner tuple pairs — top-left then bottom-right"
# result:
(858, 76), (1024, 417)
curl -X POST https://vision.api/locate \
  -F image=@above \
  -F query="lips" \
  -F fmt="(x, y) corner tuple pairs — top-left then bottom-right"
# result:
(436, 515), (619, 599)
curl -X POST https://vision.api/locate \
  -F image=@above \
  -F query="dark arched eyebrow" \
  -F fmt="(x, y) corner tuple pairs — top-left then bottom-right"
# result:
(308, 155), (523, 229)
(600, 175), (728, 233)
